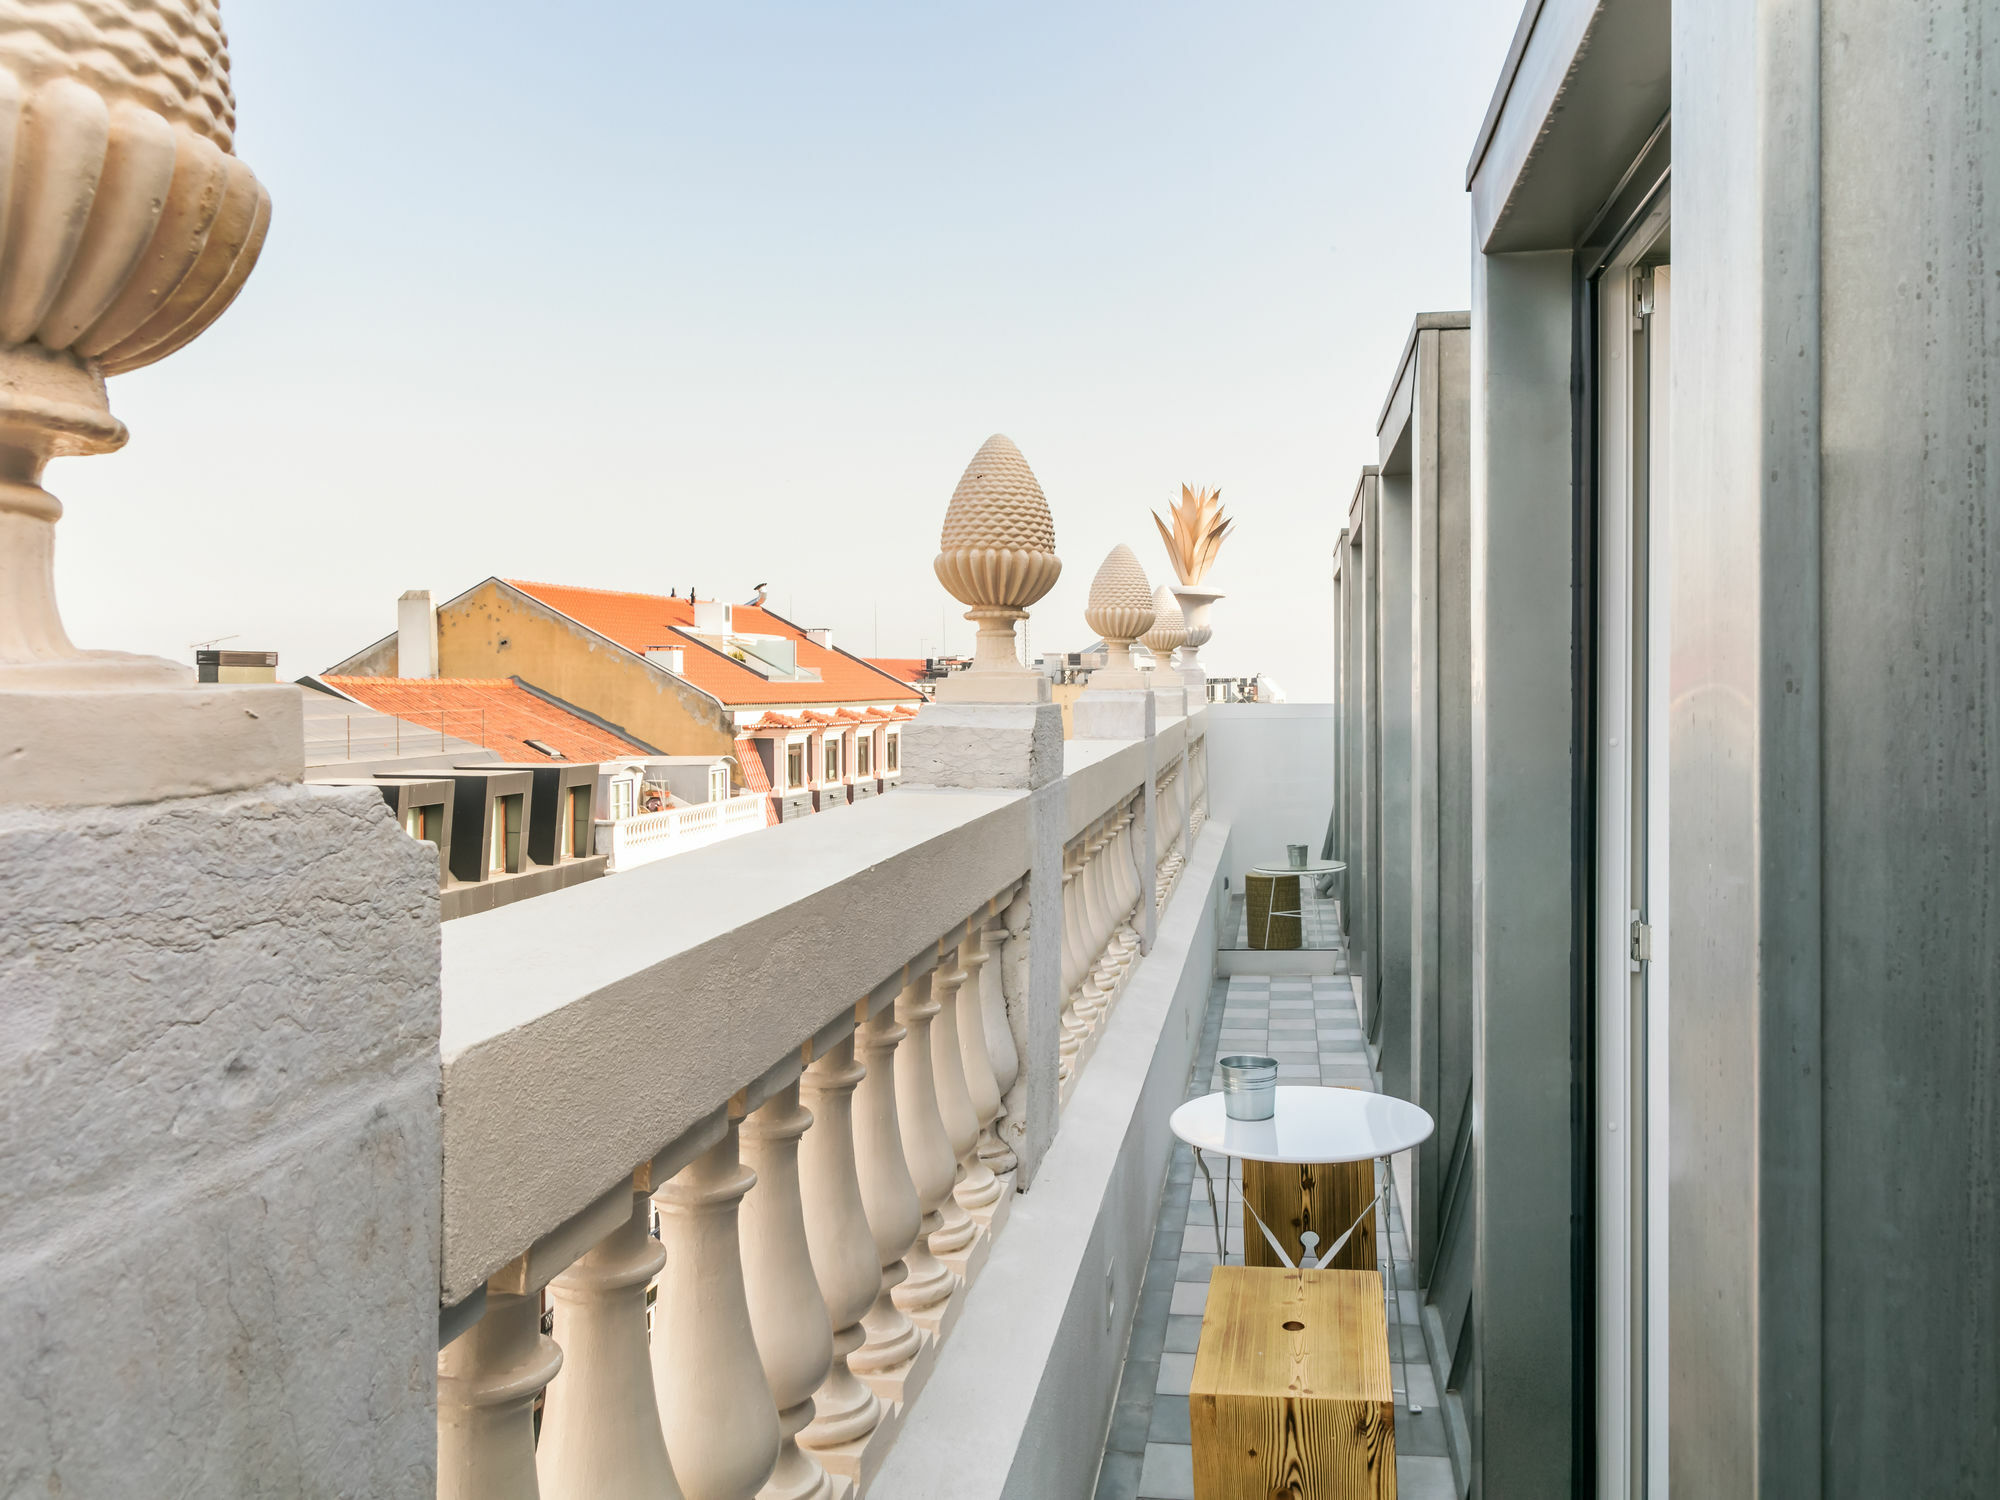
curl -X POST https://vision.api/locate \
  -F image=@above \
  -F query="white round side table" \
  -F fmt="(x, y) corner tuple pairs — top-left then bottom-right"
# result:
(1170, 1085), (1435, 1412)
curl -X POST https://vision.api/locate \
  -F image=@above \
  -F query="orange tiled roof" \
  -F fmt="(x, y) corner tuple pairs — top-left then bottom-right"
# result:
(321, 677), (652, 761)
(749, 712), (802, 731)
(867, 657), (929, 685)
(506, 581), (925, 709)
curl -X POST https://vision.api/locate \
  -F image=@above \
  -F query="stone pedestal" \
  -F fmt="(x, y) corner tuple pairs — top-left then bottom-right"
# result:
(0, 783), (442, 1496)
(0, 683), (305, 807)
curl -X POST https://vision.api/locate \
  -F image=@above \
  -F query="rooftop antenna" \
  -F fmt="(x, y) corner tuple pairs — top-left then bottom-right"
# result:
(188, 633), (239, 651)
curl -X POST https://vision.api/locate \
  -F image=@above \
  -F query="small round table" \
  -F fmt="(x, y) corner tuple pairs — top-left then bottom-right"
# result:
(1170, 1085), (1434, 1411)
(1245, 859), (1346, 949)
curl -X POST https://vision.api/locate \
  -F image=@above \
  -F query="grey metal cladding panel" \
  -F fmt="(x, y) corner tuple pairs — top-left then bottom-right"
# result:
(1470, 0), (1671, 254)
(1470, 247), (1578, 1495)
(1819, 0), (2000, 1488)
(1435, 327), (1477, 1223)
(1376, 472), (1416, 1103)
(1430, 1083), (1478, 1368)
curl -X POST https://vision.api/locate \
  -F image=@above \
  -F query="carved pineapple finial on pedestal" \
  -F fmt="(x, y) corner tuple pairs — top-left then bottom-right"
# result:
(0, 1), (293, 805)
(1141, 584), (1188, 671)
(932, 434), (1062, 703)
(1082, 545), (1156, 692)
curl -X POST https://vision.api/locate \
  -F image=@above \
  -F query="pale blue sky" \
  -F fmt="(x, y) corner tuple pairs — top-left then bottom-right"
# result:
(53, 0), (1519, 700)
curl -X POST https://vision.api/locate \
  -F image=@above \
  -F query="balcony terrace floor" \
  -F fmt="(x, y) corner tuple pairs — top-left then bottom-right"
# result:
(1093, 958), (1456, 1500)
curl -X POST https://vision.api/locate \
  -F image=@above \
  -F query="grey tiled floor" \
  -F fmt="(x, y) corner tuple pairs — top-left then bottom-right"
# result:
(1092, 965), (1458, 1500)
(1221, 886), (1346, 951)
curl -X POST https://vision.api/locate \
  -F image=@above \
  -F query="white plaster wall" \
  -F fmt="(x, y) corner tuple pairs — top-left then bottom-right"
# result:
(1203, 702), (1337, 889)
(0, 784), (442, 1499)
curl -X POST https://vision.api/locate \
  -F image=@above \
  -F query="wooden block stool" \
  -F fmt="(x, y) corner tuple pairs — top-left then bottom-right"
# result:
(1242, 1157), (1377, 1271)
(1191, 1267), (1395, 1498)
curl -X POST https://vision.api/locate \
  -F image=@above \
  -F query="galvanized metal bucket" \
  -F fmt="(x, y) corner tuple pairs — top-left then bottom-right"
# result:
(1220, 1055), (1279, 1120)
(1287, 843), (1309, 869)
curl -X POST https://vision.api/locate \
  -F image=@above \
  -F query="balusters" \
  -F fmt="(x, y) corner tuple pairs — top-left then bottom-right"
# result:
(797, 1032), (887, 1462)
(918, 962), (981, 1258)
(652, 1121), (780, 1500)
(851, 997), (931, 1374)
(438, 1289), (564, 1500)
(934, 945), (1002, 1220)
(536, 1184), (682, 1500)
(975, 909), (1019, 1175)
(740, 1079), (837, 1500)
(1057, 848), (1087, 1077)
(996, 888), (1033, 1165)
(1075, 826), (1112, 1028)
(891, 976), (965, 1315)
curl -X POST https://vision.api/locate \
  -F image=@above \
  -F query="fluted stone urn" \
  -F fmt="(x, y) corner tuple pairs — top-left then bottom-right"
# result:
(0, 1), (293, 804)
(1082, 544), (1155, 692)
(933, 433), (1062, 703)
(1170, 587), (1221, 688)
(1141, 583), (1187, 670)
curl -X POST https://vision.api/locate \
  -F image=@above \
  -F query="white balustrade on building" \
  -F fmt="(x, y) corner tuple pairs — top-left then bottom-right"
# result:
(598, 792), (768, 872)
(430, 703), (1208, 1499)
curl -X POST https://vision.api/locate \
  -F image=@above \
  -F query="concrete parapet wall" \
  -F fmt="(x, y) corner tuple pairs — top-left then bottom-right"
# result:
(0, 784), (442, 1498)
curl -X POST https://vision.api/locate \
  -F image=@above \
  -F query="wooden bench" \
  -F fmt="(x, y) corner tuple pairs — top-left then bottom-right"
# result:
(1190, 1266), (1395, 1498)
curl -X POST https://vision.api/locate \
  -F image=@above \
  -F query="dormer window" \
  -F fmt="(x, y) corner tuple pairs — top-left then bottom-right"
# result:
(824, 739), (842, 783)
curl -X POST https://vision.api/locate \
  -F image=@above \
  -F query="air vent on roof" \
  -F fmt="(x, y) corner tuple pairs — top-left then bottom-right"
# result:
(525, 739), (565, 759)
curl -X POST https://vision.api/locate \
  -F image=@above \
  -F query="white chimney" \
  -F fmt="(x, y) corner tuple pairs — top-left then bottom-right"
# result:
(806, 627), (834, 650)
(397, 590), (437, 678)
(646, 644), (686, 675)
(693, 600), (733, 636)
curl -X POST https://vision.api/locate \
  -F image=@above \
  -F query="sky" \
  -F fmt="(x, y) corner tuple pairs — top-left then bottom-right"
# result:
(52, 0), (1521, 702)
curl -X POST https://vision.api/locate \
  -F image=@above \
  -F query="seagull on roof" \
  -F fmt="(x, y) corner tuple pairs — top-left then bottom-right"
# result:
(744, 583), (769, 607)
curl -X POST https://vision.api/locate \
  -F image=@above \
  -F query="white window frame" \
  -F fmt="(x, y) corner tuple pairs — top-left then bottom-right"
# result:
(1595, 244), (1671, 1500)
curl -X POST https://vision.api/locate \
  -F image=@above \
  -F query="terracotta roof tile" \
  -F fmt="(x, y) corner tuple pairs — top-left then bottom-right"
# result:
(506, 581), (924, 709)
(321, 677), (650, 761)
(867, 657), (929, 685)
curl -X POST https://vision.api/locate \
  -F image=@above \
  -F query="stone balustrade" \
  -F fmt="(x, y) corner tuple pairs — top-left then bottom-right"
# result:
(432, 707), (1207, 1498)
(597, 791), (768, 872)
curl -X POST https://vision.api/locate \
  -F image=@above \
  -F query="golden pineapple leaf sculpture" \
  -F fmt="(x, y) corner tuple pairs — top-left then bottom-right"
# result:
(1151, 485), (1234, 587)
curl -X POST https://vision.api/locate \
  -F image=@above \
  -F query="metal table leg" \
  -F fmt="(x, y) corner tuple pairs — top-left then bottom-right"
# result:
(1382, 1155), (1423, 1414)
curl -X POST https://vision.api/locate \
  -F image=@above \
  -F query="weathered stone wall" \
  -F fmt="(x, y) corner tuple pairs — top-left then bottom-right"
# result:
(0, 783), (442, 1498)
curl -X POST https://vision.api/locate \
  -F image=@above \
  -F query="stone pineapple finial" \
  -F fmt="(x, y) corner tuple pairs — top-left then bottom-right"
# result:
(1142, 584), (1188, 667)
(1, 2), (293, 808)
(932, 433), (1062, 702)
(1083, 544), (1156, 689)
(0, 0), (270, 692)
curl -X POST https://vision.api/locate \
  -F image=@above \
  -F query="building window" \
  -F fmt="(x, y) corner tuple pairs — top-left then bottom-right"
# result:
(490, 793), (524, 874)
(611, 777), (635, 820)
(786, 742), (805, 791)
(403, 804), (440, 844)
(886, 733), (900, 772)
(824, 738), (842, 783)
(709, 764), (729, 803)
(566, 785), (592, 857)
(857, 735), (872, 777)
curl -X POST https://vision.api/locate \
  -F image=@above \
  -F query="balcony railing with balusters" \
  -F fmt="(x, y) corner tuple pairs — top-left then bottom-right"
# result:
(433, 705), (1211, 1500)
(596, 791), (769, 871)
